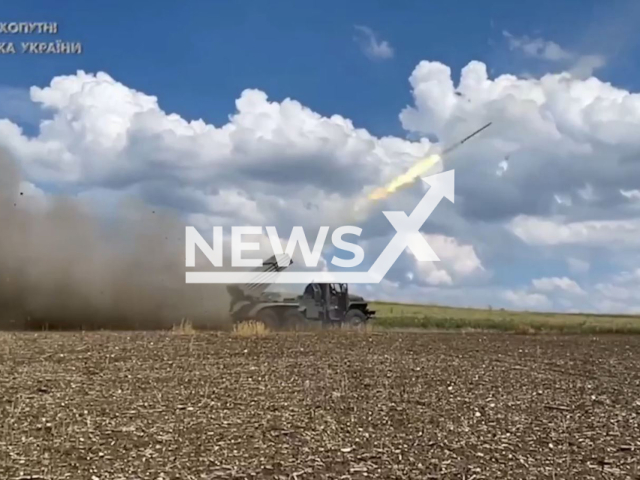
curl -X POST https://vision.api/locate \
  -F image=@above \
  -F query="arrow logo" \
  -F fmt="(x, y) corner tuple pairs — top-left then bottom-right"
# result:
(368, 169), (454, 282)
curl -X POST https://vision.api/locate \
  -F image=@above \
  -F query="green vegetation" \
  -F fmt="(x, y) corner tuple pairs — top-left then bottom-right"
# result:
(370, 301), (640, 334)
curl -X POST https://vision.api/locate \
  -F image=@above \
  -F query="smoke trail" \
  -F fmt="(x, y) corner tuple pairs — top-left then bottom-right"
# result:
(0, 151), (231, 330)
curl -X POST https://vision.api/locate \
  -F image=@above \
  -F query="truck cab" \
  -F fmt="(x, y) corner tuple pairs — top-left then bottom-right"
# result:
(226, 255), (375, 327)
(299, 282), (375, 324)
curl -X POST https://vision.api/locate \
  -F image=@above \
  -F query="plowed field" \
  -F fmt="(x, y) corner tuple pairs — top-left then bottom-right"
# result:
(1, 331), (639, 479)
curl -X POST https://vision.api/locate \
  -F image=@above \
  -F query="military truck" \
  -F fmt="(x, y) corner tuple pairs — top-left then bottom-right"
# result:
(226, 254), (375, 329)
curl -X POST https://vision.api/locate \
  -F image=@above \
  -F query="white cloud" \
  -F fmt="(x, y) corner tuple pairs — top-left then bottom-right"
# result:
(532, 276), (586, 295)
(569, 54), (607, 79)
(578, 184), (597, 202)
(4, 56), (640, 313)
(353, 25), (394, 60)
(621, 189), (640, 200)
(496, 160), (508, 176)
(503, 31), (572, 61)
(554, 194), (572, 207)
(509, 216), (640, 248)
(613, 268), (640, 284)
(425, 234), (484, 276)
(502, 289), (552, 310)
(0, 85), (44, 125)
(400, 59), (639, 153)
(503, 31), (606, 78)
(414, 265), (453, 286)
(0, 71), (436, 234)
(586, 268), (640, 313)
(595, 282), (633, 301)
(409, 233), (484, 286)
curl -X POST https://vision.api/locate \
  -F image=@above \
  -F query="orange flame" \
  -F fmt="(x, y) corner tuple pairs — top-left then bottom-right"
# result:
(368, 154), (441, 201)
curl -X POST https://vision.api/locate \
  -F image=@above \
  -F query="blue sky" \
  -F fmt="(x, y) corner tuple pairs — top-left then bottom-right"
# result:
(3, 0), (640, 313)
(3, 0), (639, 136)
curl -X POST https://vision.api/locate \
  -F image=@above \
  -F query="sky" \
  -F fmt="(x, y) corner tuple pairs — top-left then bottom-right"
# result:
(2, 0), (640, 313)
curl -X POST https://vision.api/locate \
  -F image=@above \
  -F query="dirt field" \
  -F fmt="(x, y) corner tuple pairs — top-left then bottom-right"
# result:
(1, 330), (639, 479)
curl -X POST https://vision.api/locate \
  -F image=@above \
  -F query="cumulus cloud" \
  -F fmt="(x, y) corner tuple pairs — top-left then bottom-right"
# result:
(503, 31), (573, 62)
(401, 59), (640, 229)
(503, 31), (606, 78)
(509, 216), (640, 248)
(0, 86), (45, 126)
(353, 25), (394, 60)
(0, 71), (434, 234)
(569, 55), (607, 79)
(496, 160), (508, 177)
(410, 234), (484, 286)
(3, 54), (640, 314)
(621, 189), (640, 200)
(531, 276), (586, 295)
(502, 289), (552, 310)
(590, 269), (640, 313)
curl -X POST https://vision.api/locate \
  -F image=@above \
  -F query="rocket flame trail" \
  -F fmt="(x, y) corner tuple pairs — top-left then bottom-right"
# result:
(368, 154), (442, 201)
(346, 122), (492, 224)
(366, 122), (493, 204)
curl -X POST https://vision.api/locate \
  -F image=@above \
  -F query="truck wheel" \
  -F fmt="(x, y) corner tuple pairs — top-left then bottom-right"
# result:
(344, 309), (367, 325)
(283, 310), (307, 330)
(256, 309), (280, 330)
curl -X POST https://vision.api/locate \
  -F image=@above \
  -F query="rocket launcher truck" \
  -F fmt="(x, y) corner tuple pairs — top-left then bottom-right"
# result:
(226, 254), (375, 329)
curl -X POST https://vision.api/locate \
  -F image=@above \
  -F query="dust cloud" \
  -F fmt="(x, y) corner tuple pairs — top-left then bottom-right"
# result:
(0, 151), (231, 330)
